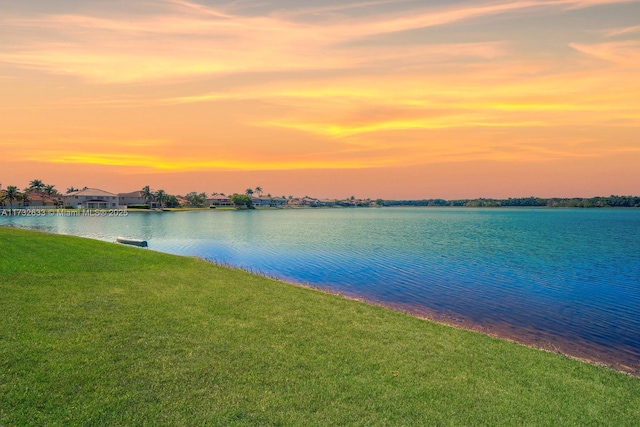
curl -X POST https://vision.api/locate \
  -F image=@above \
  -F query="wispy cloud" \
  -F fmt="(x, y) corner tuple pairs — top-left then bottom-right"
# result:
(602, 25), (640, 37)
(1, 0), (636, 83)
(570, 41), (640, 66)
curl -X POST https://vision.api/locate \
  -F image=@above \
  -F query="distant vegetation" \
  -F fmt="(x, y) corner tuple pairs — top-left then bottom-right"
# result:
(2, 177), (639, 210)
(379, 195), (640, 208)
(230, 193), (254, 208)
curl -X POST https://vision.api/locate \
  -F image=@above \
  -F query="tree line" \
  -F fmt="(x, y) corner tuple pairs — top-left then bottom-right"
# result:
(3, 179), (639, 210)
(0, 179), (63, 212)
(0, 180), (269, 210)
(378, 196), (640, 208)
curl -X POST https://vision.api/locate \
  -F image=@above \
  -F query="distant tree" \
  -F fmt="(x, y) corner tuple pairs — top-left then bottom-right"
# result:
(184, 192), (206, 207)
(184, 192), (196, 207)
(141, 185), (154, 207)
(164, 195), (180, 208)
(230, 194), (253, 208)
(154, 189), (166, 209)
(29, 179), (45, 194)
(245, 188), (254, 196)
(66, 186), (79, 194)
(43, 184), (57, 198)
(21, 188), (31, 207)
(255, 186), (263, 197)
(5, 186), (18, 213)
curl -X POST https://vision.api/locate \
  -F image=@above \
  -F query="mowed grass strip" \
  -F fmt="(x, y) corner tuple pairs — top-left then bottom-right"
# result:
(1, 227), (639, 426)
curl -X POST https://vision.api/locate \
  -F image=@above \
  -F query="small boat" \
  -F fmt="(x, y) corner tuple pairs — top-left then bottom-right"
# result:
(116, 237), (148, 248)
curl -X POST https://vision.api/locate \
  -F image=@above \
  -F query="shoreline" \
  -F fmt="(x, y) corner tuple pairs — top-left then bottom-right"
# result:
(382, 300), (640, 377)
(199, 256), (640, 378)
(2, 221), (638, 377)
(2, 205), (640, 217)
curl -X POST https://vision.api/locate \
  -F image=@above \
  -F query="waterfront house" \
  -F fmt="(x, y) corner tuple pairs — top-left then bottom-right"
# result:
(23, 194), (61, 208)
(251, 197), (273, 207)
(251, 196), (287, 207)
(64, 188), (120, 209)
(287, 197), (320, 206)
(118, 190), (149, 207)
(207, 194), (232, 207)
(319, 198), (338, 207)
(269, 197), (288, 207)
(175, 195), (189, 207)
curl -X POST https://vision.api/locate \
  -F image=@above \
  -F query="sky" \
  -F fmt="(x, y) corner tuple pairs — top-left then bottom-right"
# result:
(1, 0), (639, 199)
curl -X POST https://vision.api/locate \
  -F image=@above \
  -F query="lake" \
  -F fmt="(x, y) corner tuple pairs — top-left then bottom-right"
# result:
(2, 207), (640, 373)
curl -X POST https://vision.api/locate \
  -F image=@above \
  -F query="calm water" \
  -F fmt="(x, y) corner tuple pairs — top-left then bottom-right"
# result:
(3, 208), (640, 372)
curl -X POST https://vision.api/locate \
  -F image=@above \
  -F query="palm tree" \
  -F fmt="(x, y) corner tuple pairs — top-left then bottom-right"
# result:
(29, 179), (45, 194)
(245, 188), (254, 196)
(141, 185), (154, 208)
(255, 186), (263, 197)
(154, 189), (166, 209)
(6, 186), (18, 214)
(21, 188), (31, 207)
(66, 186), (79, 194)
(44, 184), (57, 198)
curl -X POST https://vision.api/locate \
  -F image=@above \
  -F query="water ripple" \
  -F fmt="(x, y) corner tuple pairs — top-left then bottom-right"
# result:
(3, 208), (640, 373)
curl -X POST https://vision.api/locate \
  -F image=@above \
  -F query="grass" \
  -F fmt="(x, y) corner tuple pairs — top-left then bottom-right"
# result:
(1, 227), (639, 426)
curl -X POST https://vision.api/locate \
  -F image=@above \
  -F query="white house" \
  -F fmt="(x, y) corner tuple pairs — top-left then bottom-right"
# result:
(64, 188), (120, 209)
(251, 197), (273, 207)
(207, 194), (232, 207)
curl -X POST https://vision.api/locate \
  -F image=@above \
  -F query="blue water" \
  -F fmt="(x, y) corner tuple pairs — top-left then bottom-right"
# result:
(2, 208), (640, 371)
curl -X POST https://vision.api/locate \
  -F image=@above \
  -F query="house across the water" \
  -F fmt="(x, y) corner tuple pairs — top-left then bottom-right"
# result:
(207, 194), (232, 207)
(118, 190), (146, 206)
(64, 188), (120, 209)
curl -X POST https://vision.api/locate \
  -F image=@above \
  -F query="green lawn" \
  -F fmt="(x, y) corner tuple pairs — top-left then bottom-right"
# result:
(1, 227), (639, 426)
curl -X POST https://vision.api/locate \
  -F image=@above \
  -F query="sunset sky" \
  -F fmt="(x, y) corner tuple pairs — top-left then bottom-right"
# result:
(1, 0), (639, 199)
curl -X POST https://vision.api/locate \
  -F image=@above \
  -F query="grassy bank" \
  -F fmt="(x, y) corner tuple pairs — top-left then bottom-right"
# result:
(1, 227), (639, 425)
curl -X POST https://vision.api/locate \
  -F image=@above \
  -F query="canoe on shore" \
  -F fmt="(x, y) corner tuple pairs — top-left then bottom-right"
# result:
(116, 237), (148, 248)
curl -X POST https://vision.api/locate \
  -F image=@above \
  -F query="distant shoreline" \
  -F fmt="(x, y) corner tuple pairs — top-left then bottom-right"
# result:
(2, 203), (640, 217)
